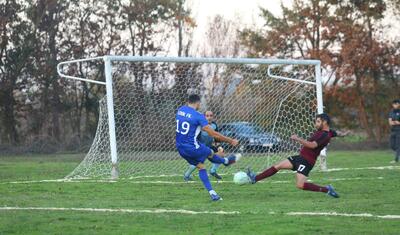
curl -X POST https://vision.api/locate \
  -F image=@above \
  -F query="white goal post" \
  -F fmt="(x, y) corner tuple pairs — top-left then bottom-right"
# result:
(57, 56), (326, 179)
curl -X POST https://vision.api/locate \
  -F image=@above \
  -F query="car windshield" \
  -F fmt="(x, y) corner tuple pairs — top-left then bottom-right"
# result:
(235, 124), (265, 135)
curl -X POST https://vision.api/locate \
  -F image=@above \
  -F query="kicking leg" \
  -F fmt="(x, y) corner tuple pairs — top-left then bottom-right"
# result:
(250, 159), (293, 183)
(296, 173), (339, 198)
(207, 153), (241, 166)
(296, 173), (326, 192)
(207, 154), (226, 164)
(197, 163), (221, 201)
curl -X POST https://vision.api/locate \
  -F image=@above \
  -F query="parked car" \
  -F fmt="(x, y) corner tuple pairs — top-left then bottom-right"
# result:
(219, 122), (282, 152)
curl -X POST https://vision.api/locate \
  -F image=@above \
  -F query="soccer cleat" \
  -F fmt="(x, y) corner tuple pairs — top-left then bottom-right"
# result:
(210, 172), (222, 180)
(183, 175), (193, 182)
(223, 153), (242, 166)
(326, 185), (339, 198)
(246, 168), (257, 184)
(210, 193), (223, 201)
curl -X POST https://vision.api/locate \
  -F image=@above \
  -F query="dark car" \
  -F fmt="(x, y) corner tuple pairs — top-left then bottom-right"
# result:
(219, 122), (281, 152)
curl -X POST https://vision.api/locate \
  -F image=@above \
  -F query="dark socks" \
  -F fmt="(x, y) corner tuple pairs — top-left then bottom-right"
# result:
(303, 182), (328, 193)
(255, 166), (278, 182)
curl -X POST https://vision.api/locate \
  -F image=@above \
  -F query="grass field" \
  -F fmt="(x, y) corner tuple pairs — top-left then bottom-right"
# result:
(0, 150), (399, 234)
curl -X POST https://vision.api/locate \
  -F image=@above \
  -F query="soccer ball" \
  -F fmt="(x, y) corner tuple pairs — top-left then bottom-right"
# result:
(233, 171), (250, 185)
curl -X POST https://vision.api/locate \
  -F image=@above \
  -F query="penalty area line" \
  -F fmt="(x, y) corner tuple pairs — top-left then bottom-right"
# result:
(2, 207), (398, 219)
(0, 179), (118, 185)
(285, 211), (400, 219)
(2, 165), (395, 184)
(0, 206), (239, 215)
(323, 165), (400, 172)
(126, 165), (400, 179)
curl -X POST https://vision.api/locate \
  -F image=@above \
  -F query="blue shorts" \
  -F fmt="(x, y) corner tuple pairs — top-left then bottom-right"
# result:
(177, 144), (213, 166)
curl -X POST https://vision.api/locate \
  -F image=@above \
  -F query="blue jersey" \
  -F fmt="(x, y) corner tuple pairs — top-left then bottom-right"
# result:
(176, 105), (208, 149)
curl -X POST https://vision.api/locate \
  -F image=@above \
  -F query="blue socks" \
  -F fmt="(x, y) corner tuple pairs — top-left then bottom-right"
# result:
(184, 165), (196, 178)
(209, 155), (227, 164)
(199, 169), (213, 192)
(210, 163), (220, 174)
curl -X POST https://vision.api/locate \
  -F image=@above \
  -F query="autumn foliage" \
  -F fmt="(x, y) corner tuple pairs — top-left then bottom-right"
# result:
(241, 0), (399, 142)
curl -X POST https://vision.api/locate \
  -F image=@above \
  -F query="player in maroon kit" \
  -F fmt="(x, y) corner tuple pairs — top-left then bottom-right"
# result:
(247, 113), (339, 198)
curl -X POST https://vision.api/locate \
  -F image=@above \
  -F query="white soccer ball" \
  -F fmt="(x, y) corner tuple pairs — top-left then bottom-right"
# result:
(233, 171), (250, 185)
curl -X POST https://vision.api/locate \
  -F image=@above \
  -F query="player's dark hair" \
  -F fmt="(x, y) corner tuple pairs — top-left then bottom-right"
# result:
(392, 99), (400, 104)
(316, 113), (331, 125)
(187, 94), (201, 104)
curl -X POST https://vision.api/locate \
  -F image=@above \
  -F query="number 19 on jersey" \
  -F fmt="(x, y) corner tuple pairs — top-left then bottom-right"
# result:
(176, 120), (190, 135)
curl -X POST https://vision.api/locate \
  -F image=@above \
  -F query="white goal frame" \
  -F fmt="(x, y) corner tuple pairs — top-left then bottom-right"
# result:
(57, 56), (325, 178)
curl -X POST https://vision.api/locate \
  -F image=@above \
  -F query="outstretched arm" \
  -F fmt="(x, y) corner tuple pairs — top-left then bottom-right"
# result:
(291, 134), (318, 149)
(202, 125), (239, 146)
(334, 130), (350, 137)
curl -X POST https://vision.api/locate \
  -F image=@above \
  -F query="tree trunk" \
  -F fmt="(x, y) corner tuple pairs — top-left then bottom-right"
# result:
(355, 73), (375, 140)
(177, 0), (183, 57)
(0, 85), (19, 144)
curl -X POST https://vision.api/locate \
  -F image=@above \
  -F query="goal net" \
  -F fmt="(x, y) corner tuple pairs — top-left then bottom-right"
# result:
(58, 56), (323, 179)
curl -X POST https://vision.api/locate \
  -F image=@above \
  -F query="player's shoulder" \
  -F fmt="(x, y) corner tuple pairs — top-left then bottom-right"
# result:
(176, 105), (187, 116)
(177, 105), (186, 113)
(191, 109), (205, 118)
(313, 130), (325, 135)
(329, 129), (338, 137)
(313, 130), (332, 138)
(178, 106), (204, 119)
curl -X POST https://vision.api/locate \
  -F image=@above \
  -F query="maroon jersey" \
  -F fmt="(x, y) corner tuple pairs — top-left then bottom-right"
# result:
(300, 130), (336, 166)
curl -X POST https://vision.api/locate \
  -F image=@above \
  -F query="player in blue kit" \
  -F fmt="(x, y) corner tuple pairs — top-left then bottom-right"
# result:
(176, 94), (241, 201)
(183, 110), (225, 181)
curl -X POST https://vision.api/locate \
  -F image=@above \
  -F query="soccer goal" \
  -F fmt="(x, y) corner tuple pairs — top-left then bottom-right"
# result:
(57, 56), (324, 179)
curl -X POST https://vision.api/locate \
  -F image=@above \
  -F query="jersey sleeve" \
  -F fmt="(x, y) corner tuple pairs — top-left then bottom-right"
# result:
(314, 132), (330, 146)
(197, 113), (209, 128)
(330, 130), (338, 137)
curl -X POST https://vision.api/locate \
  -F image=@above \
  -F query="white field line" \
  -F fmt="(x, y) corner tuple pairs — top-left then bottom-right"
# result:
(125, 165), (400, 179)
(0, 177), (385, 185)
(0, 179), (118, 185)
(328, 177), (384, 181)
(29, 165), (399, 180)
(129, 174), (182, 179)
(277, 165), (400, 174)
(128, 180), (292, 184)
(286, 211), (400, 219)
(0, 206), (239, 215)
(1, 207), (398, 219)
(323, 165), (400, 172)
(0, 165), (395, 185)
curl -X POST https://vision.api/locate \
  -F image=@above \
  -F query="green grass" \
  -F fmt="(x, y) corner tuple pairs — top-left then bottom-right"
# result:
(0, 150), (399, 234)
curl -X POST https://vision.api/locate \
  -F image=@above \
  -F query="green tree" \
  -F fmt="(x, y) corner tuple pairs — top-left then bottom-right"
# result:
(0, 0), (34, 144)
